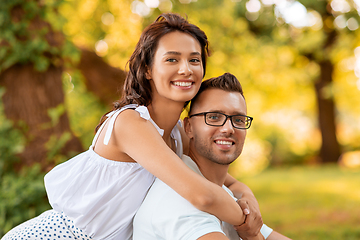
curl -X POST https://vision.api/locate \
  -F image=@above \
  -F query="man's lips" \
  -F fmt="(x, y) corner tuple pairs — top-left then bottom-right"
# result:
(214, 139), (235, 146)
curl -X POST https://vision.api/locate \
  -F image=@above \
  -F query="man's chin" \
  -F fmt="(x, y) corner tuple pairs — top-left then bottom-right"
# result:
(211, 156), (237, 165)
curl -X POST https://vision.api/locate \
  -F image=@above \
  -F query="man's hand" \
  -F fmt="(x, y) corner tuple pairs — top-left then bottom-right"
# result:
(224, 173), (263, 235)
(234, 196), (263, 238)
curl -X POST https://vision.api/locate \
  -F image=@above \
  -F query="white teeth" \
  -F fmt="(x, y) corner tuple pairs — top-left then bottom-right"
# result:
(173, 82), (192, 87)
(215, 140), (232, 145)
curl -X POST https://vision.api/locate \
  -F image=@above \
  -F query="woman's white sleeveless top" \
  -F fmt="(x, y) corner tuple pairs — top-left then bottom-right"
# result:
(44, 104), (183, 239)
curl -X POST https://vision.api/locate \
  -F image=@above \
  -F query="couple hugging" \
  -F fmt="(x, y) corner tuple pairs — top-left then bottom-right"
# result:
(2, 13), (290, 240)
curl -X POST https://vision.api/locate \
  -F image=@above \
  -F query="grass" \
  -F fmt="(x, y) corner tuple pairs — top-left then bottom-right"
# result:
(239, 164), (360, 240)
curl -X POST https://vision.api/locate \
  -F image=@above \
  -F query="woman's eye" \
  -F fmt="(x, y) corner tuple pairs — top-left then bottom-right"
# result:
(166, 58), (177, 62)
(190, 58), (201, 63)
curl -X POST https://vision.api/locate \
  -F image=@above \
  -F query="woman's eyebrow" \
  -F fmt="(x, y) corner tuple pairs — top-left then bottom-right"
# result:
(164, 51), (201, 56)
(164, 51), (181, 55)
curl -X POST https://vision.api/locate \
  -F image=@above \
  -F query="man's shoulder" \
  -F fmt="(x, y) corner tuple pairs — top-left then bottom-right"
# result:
(138, 177), (196, 215)
(133, 175), (221, 240)
(134, 177), (224, 240)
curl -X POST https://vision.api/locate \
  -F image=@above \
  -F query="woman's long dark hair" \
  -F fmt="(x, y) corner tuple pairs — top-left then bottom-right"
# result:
(96, 13), (210, 132)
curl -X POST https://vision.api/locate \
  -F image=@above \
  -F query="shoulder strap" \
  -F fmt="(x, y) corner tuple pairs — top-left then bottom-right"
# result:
(92, 104), (165, 146)
(91, 115), (111, 147)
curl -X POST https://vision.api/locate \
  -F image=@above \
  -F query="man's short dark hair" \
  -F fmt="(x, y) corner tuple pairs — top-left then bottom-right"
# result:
(189, 73), (245, 114)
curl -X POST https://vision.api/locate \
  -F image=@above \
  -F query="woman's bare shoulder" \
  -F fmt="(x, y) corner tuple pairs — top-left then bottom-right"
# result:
(113, 108), (151, 131)
(93, 108), (154, 161)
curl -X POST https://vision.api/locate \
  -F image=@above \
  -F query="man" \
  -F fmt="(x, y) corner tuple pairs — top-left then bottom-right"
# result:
(133, 73), (291, 240)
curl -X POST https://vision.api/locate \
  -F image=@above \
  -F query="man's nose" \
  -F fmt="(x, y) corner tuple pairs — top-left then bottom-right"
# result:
(219, 118), (235, 134)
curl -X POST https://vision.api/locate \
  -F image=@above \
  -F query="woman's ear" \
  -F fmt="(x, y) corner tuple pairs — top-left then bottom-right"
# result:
(145, 66), (152, 80)
(183, 117), (194, 139)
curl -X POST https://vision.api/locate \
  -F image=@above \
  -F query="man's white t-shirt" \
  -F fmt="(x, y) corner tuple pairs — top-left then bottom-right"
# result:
(133, 155), (273, 240)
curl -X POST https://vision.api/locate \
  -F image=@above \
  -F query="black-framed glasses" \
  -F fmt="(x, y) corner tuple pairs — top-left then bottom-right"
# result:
(189, 112), (253, 129)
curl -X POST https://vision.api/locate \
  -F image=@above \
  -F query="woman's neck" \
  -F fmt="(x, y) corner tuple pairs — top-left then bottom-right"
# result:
(147, 98), (184, 140)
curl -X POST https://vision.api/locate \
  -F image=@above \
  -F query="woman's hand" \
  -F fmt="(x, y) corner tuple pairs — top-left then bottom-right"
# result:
(234, 195), (263, 237)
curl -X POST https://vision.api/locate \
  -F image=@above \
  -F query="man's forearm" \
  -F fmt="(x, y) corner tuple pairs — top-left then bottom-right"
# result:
(224, 173), (256, 201)
(237, 231), (265, 240)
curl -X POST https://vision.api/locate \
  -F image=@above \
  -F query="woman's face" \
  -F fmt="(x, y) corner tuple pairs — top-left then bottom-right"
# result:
(147, 31), (203, 104)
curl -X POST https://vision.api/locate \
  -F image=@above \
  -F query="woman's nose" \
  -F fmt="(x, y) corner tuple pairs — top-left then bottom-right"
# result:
(178, 61), (193, 76)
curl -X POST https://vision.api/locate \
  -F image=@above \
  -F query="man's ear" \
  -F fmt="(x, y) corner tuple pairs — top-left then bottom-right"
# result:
(183, 117), (194, 139)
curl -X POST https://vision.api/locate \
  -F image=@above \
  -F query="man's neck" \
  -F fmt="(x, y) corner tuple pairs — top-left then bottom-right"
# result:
(188, 150), (229, 186)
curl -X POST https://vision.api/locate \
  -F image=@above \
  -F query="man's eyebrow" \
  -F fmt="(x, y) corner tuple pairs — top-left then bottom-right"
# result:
(209, 110), (247, 115)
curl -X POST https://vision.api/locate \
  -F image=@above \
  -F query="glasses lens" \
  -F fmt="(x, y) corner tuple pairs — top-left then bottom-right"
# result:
(205, 113), (226, 125)
(232, 115), (246, 128)
(232, 115), (252, 129)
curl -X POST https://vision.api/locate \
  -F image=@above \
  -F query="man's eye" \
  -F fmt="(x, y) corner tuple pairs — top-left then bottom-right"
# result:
(207, 114), (221, 121)
(235, 116), (246, 122)
(233, 118), (243, 123)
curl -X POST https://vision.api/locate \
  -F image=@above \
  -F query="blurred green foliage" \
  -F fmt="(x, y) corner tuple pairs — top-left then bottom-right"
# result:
(63, 70), (109, 148)
(0, 89), (24, 174)
(0, 165), (51, 237)
(0, 70), (105, 234)
(0, 88), (50, 236)
(0, 0), (79, 72)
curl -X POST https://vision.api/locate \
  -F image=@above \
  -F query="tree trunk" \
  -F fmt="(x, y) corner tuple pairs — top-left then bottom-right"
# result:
(78, 49), (127, 107)
(314, 60), (341, 163)
(0, 63), (83, 171)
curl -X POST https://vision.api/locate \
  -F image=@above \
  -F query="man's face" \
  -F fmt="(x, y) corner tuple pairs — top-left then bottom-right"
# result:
(185, 88), (247, 165)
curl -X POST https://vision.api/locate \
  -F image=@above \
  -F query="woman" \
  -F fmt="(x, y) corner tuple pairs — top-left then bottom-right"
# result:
(2, 13), (260, 240)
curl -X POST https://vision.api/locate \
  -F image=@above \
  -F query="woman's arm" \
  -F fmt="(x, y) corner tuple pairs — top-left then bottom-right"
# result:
(114, 110), (245, 225)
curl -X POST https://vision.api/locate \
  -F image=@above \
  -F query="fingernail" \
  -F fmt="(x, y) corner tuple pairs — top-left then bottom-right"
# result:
(244, 209), (250, 215)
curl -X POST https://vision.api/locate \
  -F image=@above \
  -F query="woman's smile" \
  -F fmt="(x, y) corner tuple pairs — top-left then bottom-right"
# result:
(171, 80), (194, 88)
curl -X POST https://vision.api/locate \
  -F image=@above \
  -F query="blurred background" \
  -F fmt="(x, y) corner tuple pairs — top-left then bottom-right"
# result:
(0, 0), (359, 239)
